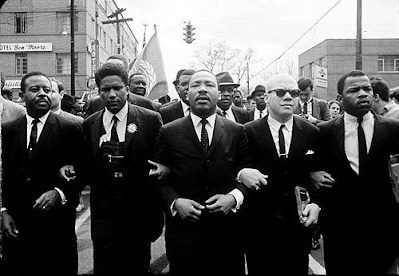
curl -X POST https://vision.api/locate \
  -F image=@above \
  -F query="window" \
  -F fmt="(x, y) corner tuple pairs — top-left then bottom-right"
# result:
(16, 54), (28, 75)
(15, 12), (27, 33)
(56, 53), (78, 74)
(56, 12), (78, 34)
(378, 56), (399, 72)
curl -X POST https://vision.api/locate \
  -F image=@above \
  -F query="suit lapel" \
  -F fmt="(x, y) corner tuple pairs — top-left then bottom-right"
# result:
(175, 102), (184, 118)
(286, 117), (303, 164)
(91, 111), (104, 158)
(367, 114), (383, 163)
(332, 116), (350, 164)
(312, 99), (320, 119)
(207, 115), (224, 156)
(183, 116), (204, 155)
(34, 112), (55, 155)
(257, 117), (280, 161)
(124, 104), (139, 154)
(18, 116), (28, 157)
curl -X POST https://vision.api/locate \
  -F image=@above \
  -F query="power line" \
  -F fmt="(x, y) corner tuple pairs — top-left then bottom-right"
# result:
(249, 0), (343, 81)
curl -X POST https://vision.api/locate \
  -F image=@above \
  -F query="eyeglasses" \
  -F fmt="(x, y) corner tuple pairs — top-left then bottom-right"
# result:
(268, 89), (300, 98)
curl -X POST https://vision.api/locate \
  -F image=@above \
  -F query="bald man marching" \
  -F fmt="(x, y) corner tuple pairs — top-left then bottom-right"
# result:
(239, 74), (321, 275)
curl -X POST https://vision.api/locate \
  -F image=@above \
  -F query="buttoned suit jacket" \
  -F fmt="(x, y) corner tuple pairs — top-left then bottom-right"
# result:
(294, 97), (331, 124)
(82, 103), (164, 243)
(2, 112), (83, 273)
(315, 113), (399, 274)
(153, 114), (251, 274)
(242, 115), (320, 271)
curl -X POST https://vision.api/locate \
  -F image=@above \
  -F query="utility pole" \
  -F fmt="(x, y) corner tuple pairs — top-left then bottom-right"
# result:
(70, 0), (75, 96)
(143, 23), (148, 48)
(247, 61), (250, 96)
(102, 8), (132, 54)
(356, 0), (362, 70)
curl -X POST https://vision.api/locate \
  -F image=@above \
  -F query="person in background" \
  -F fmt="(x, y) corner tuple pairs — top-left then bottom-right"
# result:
(294, 78), (331, 125)
(216, 71), (249, 124)
(0, 71), (26, 124)
(390, 86), (399, 105)
(248, 85), (268, 121)
(233, 89), (244, 108)
(311, 70), (399, 274)
(1, 71), (83, 275)
(2, 86), (14, 101)
(247, 95), (256, 111)
(328, 99), (342, 119)
(128, 73), (162, 111)
(370, 76), (399, 121)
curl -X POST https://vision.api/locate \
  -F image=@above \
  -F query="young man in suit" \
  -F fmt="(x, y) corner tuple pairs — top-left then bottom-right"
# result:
(1, 71), (83, 275)
(216, 71), (250, 124)
(294, 78), (331, 125)
(80, 63), (165, 275)
(312, 70), (399, 275)
(152, 70), (264, 275)
(239, 73), (321, 275)
(158, 69), (195, 124)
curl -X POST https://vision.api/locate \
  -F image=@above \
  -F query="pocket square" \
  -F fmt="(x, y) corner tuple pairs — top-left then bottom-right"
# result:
(305, 150), (314, 155)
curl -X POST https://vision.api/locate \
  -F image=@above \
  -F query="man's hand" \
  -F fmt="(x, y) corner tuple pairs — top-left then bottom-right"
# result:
(32, 190), (60, 211)
(300, 203), (321, 227)
(310, 171), (334, 190)
(174, 198), (205, 222)
(1, 211), (19, 238)
(205, 194), (236, 215)
(59, 165), (76, 182)
(238, 168), (268, 191)
(148, 160), (171, 180)
(307, 114), (318, 124)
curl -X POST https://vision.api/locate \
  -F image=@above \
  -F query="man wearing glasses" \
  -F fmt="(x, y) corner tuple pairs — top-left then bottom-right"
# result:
(216, 71), (250, 124)
(239, 73), (321, 275)
(294, 78), (331, 125)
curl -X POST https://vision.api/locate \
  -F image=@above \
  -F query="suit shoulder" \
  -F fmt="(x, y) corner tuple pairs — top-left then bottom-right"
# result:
(159, 101), (179, 112)
(129, 103), (160, 119)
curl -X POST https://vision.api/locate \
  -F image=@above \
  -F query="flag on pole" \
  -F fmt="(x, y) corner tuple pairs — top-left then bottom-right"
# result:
(129, 29), (169, 100)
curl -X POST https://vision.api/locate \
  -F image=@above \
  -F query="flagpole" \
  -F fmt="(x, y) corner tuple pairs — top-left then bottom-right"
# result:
(142, 23), (148, 49)
(154, 24), (157, 33)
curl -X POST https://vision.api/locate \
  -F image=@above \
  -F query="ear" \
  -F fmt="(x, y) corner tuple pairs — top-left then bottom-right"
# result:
(373, 94), (379, 101)
(59, 90), (65, 100)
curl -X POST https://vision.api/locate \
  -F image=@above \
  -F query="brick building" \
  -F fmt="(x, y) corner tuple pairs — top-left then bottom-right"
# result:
(0, 0), (138, 99)
(298, 38), (399, 101)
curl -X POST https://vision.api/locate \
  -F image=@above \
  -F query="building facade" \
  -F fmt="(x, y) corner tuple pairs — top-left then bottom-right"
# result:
(0, 0), (138, 99)
(298, 39), (399, 101)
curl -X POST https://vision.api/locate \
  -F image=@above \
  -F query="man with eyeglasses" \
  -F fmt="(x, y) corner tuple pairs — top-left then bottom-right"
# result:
(294, 78), (331, 125)
(239, 73), (321, 275)
(216, 71), (250, 124)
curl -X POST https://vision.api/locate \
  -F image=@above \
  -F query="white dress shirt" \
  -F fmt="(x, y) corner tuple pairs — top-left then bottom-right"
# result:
(254, 108), (267, 120)
(344, 111), (374, 175)
(181, 100), (190, 117)
(100, 102), (128, 146)
(268, 115), (294, 157)
(222, 106), (237, 122)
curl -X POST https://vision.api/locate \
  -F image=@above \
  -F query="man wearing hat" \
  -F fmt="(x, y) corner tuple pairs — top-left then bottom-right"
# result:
(216, 71), (250, 124)
(249, 84), (268, 121)
(159, 69), (196, 124)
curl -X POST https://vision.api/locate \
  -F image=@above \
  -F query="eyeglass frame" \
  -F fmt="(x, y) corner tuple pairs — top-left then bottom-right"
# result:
(268, 88), (300, 98)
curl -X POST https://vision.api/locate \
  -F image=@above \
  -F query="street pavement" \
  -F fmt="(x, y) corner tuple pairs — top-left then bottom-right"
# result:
(76, 190), (326, 275)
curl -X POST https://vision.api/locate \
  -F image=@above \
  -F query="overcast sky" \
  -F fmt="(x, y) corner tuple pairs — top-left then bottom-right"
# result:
(116, 0), (399, 98)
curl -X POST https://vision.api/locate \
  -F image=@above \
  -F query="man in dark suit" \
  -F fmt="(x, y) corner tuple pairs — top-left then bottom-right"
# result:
(158, 69), (195, 124)
(248, 84), (268, 121)
(216, 71), (250, 124)
(80, 63), (164, 275)
(312, 70), (399, 275)
(152, 70), (256, 275)
(294, 78), (331, 124)
(1, 71), (83, 275)
(239, 73), (321, 275)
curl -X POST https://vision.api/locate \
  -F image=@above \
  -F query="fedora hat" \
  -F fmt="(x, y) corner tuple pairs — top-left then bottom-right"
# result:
(216, 72), (240, 88)
(173, 69), (186, 86)
(251, 84), (266, 98)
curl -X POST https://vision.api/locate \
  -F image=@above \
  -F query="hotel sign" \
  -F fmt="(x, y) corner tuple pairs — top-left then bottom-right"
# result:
(0, 43), (52, 52)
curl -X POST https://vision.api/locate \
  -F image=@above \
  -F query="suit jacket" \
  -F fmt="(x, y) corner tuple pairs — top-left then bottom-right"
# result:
(248, 107), (268, 121)
(2, 112), (83, 274)
(242, 115), (320, 274)
(1, 96), (26, 124)
(84, 92), (160, 118)
(58, 110), (83, 126)
(159, 100), (184, 124)
(294, 97), (331, 124)
(231, 104), (250, 124)
(315, 113), (399, 274)
(82, 103), (164, 243)
(153, 114), (251, 274)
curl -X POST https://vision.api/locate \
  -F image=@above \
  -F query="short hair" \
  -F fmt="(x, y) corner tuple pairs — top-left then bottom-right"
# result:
(370, 75), (390, 102)
(21, 71), (51, 93)
(337, 70), (367, 95)
(189, 69), (219, 87)
(106, 54), (129, 69)
(328, 99), (341, 110)
(128, 72), (145, 85)
(50, 77), (64, 93)
(95, 63), (128, 88)
(0, 71), (5, 90)
(1, 86), (12, 96)
(234, 89), (242, 96)
(297, 78), (313, 91)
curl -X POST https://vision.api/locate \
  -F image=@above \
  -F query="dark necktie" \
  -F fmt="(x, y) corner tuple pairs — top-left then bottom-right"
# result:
(357, 117), (367, 174)
(200, 119), (209, 154)
(111, 115), (119, 142)
(259, 110), (263, 119)
(28, 118), (40, 159)
(279, 124), (287, 160)
(187, 107), (190, 116)
(222, 111), (227, 118)
(303, 102), (308, 115)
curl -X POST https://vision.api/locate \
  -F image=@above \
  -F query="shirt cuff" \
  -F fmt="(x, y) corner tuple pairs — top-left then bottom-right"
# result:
(54, 187), (67, 205)
(1, 207), (7, 212)
(170, 199), (178, 217)
(229, 188), (244, 212)
(236, 169), (244, 183)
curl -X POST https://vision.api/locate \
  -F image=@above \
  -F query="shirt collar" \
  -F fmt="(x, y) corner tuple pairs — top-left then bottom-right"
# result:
(190, 112), (216, 128)
(104, 102), (128, 124)
(181, 100), (190, 114)
(344, 111), (372, 124)
(268, 114), (294, 132)
(26, 110), (51, 125)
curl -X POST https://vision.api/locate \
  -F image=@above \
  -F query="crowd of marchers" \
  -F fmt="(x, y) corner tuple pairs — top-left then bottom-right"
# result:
(1, 53), (399, 275)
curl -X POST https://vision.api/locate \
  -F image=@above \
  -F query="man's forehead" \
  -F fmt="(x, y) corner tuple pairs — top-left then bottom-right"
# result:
(266, 75), (297, 92)
(345, 75), (370, 86)
(190, 71), (217, 83)
(27, 75), (50, 85)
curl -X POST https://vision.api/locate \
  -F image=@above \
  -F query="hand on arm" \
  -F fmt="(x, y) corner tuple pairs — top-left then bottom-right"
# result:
(310, 171), (335, 190)
(300, 203), (321, 227)
(238, 168), (268, 191)
(32, 189), (61, 211)
(205, 194), (236, 215)
(59, 165), (76, 182)
(174, 198), (205, 222)
(148, 160), (171, 180)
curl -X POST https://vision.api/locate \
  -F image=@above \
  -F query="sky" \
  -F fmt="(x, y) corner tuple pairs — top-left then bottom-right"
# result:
(115, 0), (399, 99)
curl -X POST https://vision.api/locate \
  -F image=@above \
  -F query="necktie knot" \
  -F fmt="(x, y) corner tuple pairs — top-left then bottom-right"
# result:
(32, 118), (40, 126)
(201, 119), (208, 126)
(222, 111), (227, 117)
(357, 116), (363, 124)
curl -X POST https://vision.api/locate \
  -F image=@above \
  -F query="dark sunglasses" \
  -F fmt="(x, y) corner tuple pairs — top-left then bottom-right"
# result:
(268, 88), (300, 98)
